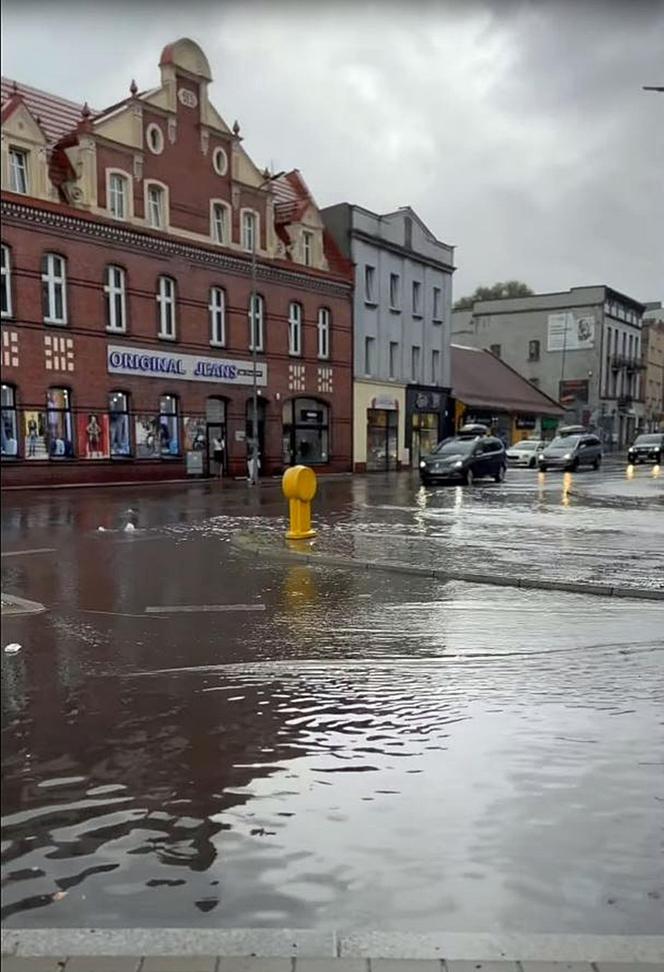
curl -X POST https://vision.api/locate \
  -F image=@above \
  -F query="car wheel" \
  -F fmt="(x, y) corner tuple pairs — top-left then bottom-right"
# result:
(569, 458), (579, 472)
(420, 476), (431, 487)
(529, 457), (537, 468)
(464, 467), (474, 486)
(494, 464), (506, 483)
(538, 464), (548, 472)
(592, 456), (601, 470)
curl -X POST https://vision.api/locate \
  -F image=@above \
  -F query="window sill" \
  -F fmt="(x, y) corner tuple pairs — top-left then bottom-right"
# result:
(44, 318), (68, 327)
(288, 351), (302, 358)
(1, 313), (14, 321)
(209, 341), (226, 349)
(364, 299), (378, 308)
(158, 333), (177, 342)
(389, 306), (401, 314)
(106, 327), (127, 335)
(432, 318), (443, 325)
(317, 356), (330, 362)
(412, 312), (423, 319)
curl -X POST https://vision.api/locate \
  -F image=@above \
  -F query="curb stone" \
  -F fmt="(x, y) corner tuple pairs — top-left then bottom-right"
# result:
(230, 532), (664, 602)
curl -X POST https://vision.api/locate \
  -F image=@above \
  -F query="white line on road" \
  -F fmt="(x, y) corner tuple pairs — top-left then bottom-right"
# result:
(1, 548), (56, 558)
(144, 603), (266, 614)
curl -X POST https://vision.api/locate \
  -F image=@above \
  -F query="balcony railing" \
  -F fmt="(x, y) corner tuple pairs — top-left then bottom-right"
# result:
(610, 354), (646, 372)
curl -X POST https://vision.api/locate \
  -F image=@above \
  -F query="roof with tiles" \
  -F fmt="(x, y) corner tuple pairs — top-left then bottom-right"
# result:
(270, 169), (314, 224)
(1, 77), (93, 145)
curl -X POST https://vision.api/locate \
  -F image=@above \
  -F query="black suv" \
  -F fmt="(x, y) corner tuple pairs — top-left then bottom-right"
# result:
(419, 427), (507, 486)
(627, 432), (663, 465)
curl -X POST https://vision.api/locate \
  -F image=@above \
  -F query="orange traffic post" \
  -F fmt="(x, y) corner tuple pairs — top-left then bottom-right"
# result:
(282, 465), (317, 540)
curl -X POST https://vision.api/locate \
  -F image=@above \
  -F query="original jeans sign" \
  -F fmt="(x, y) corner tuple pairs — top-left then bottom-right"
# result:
(107, 345), (267, 386)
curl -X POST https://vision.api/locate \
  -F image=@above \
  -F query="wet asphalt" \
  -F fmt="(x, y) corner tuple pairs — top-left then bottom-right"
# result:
(1, 462), (663, 934)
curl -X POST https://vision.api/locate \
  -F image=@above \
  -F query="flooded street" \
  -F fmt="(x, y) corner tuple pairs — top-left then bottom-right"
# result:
(2, 464), (663, 934)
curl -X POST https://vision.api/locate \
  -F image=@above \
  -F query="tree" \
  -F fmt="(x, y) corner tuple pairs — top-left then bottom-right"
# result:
(454, 280), (534, 310)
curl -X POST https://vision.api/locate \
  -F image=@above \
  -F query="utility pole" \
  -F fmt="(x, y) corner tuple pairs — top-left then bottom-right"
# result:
(249, 216), (260, 488)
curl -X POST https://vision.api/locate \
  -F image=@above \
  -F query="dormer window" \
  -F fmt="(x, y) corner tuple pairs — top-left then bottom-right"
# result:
(211, 202), (229, 245)
(302, 230), (313, 267)
(146, 183), (166, 229)
(108, 172), (129, 219)
(241, 210), (257, 253)
(9, 148), (28, 195)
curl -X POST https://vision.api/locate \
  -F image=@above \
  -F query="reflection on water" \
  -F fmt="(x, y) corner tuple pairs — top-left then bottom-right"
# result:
(626, 464), (635, 479)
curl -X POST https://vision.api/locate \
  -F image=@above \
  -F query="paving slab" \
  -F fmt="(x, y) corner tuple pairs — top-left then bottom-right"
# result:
(520, 963), (594, 971)
(2, 960), (66, 972)
(216, 961), (293, 972)
(64, 959), (142, 972)
(444, 963), (518, 972)
(140, 957), (219, 972)
(296, 961), (367, 972)
(370, 961), (443, 971)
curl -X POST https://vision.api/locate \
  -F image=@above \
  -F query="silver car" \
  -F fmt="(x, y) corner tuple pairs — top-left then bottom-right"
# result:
(538, 433), (603, 472)
(506, 439), (545, 468)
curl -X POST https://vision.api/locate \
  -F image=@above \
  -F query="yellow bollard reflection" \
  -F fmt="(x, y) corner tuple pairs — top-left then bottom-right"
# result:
(561, 471), (573, 507)
(626, 464), (635, 479)
(652, 464), (661, 478)
(283, 564), (318, 608)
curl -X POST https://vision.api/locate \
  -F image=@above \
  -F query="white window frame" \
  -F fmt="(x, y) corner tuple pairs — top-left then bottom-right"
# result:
(364, 336), (374, 376)
(433, 286), (442, 321)
(210, 200), (230, 245)
(104, 265), (127, 333)
(145, 180), (168, 230)
(288, 301), (302, 356)
(389, 273), (400, 310)
(389, 341), (399, 380)
(209, 286), (226, 346)
(42, 252), (68, 325)
(241, 209), (259, 253)
(156, 275), (176, 340)
(317, 307), (330, 360)
(9, 147), (29, 195)
(248, 293), (264, 351)
(106, 169), (132, 220)
(365, 265), (376, 303)
(1, 244), (12, 318)
(146, 123), (164, 155)
(431, 349), (440, 384)
(302, 230), (313, 267)
(412, 280), (422, 316)
(212, 146), (228, 176)
(411, 345), (421, 382)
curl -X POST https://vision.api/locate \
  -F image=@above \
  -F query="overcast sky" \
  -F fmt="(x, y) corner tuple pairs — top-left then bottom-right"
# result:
(3, 0), (663, 301)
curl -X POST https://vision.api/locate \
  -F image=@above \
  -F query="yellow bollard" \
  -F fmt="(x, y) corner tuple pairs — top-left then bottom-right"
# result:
(282, 465), (317, 540)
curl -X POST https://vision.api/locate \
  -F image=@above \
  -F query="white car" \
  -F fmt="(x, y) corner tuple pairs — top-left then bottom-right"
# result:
(505, 439), (545, 468)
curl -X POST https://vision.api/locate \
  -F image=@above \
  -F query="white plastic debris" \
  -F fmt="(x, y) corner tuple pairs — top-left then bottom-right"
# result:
(123, 522), (136, 533)
(97, 526), (106, 532)
(4, 643), (22, 654)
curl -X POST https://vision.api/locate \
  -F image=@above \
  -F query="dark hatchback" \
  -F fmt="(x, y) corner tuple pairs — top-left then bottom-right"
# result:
(419, 433), (507, 486)
(627, 432), (663, 465)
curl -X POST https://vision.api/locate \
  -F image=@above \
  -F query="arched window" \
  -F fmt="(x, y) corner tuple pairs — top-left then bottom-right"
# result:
(282, 397), (329, 466)
(210, 201), (230, 245)
(288, 302), (302, 356)
(107, 170), (130, 220)
(104, 265), (127, 332)
(209, 287), (226, 346)
(317, 307), (330, 359)
(156, 275), (176, 339)
(41, 253), (67, 324)
(248, 293), (264, 351)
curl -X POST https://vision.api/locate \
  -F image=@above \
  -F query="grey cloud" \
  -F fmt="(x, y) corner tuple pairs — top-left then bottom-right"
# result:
(2, 0), (663, 300)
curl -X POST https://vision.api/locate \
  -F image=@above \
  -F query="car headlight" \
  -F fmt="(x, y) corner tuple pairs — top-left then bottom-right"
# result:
(454, 460), (463, 468)
(563, 453), (572, 460)
(419, 460), (426, 468)
(538, 454), (545, 461)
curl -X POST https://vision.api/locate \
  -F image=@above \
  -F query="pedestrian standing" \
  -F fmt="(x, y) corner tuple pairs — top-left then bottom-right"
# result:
(212, 436), (225, 478)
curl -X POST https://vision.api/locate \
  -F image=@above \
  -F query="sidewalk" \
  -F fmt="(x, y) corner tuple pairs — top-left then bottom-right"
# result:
(3, 959), (663, 971)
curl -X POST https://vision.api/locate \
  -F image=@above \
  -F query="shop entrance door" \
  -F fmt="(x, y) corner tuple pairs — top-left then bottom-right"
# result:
(205, 398), (227, 476)
(366, 409), (398, 471)
(411, 412), (439, 466)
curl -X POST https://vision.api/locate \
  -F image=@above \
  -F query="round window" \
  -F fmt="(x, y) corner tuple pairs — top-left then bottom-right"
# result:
(146, 124), (164, 155)
(212, 146), (228, 176)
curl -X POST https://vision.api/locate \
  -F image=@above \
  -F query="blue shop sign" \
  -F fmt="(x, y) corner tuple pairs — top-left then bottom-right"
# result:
(107, 345), (267, 387)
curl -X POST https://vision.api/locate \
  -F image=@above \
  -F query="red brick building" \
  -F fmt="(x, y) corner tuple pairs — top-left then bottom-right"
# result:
(1, 38), (353, 486)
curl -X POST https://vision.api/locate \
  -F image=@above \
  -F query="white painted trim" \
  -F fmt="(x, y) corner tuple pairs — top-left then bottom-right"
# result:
(239, 207), (260, 253)
(1, 242), (12, 318)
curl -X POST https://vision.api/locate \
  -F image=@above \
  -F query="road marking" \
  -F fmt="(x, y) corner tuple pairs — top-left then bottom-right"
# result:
(144, 603), (266, 614)
(80, 609), (168, 620)
(1, 548), (56, 558)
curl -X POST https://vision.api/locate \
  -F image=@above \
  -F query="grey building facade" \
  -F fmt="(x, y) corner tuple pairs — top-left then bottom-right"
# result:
(322, 203), (454, 470)
(452, 285), (647, 448)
